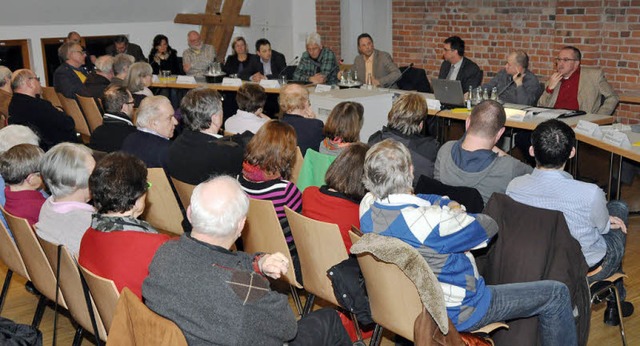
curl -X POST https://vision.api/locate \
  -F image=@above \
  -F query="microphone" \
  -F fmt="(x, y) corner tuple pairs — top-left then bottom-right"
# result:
(323, 59), (343, 81)
(385, 63), (414, 89)
(276, 56), (299, 80)
(496, 79), (515, 99)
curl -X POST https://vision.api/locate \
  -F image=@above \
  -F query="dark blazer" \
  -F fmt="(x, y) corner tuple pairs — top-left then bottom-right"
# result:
(106, 43), (147, 62)
(8, 93), (78, 150)
(168, 129), (244, 185)
(438, 57), (483, 92)
(121, 130), (171, 169)
(89, 113), (137, 153)
(148, 49), (180, 75)
(84, 73), (111, 99)
(53, 63), (91, 99)
(239, 50), (287, 81)
(282, 113), (324, 156)
(223, 53), (254, 76)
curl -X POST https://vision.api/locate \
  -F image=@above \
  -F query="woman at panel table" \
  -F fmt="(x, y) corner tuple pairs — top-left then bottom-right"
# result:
(223, 36), (254, 77)
(147, 34), (180, 75)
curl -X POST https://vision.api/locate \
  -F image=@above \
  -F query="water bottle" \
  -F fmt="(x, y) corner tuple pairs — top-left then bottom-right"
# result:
(475, 87), (482, 105)
(491, 87), (498, 101)
(467, 86), (473, 109)
(483, 88), (489, 101)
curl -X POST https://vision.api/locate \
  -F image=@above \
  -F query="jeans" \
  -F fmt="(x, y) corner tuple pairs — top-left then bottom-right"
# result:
(467, 280), (577, 346)
(588, 200), (629, 300)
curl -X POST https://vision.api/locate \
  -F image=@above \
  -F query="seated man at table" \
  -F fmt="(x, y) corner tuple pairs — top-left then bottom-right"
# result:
(168, 88), (244, 185)
(538, 46), (618, 115)
(482, 50), (541, 106)
(89, 85), (137, 152)
(142, 176), (351, 345)
(182, 31), (216, 78)
(438, 36), (482, 92)
(293, 32), (339, 85)
(239, 38), (287, 82)
(507, 119), (633, 326)
(352, 33), (401, 88)
(434, 100), (532, 204)
(106, 35), (146, 63)
(121, 95), (177, 169)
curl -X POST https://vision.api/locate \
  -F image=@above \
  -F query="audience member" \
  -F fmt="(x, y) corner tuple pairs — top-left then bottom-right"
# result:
(168, 88), (244, 185)
(224, 83), (269, 134)
(302, 143), (368, 252)
(53, 41), (91, 99)
(125, 62), (154, 107)
(148, 34), (180, 75)
(360, 139), (577, 345)
(106, 35), (146, 62)
(89, 84), (136, 153)
(239, 38), (286, 82)
(111, 53), (135, 86)
(84, 55), (114, 99)
(8, 69), (77, 150)
(319, 101), (363, 156)
(36, 143), (95, 256)
(183, 31), (216, 77)
(0, 65), (12, 119)
(352, 33), (401, 88)
(438, 36), (483, 91)
(79, 152), (171, 298)
(222, 36), (254, 76)
(66, 31), (96, 69)
(0, 144), (45, 225)
(482, 50), (541, 106)
(280, 83), (323, 155)
(293, 32), (339, 85)
(506, 119), (633, 325)
(434, 100), (532, 204)
(538, 46), (618, 115)
(368, 93), (438, 184)
(143, 176), (351, 345)
(121, 95), (177, 168)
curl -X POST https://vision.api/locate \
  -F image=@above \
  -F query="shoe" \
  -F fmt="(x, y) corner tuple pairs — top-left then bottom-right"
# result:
(604, 301), (634, 326)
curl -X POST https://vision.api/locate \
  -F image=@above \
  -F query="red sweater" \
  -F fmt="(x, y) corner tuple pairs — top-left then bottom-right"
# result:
(301, 186), (360, 253)
(4, 187), (46, 226)
(79, 227), (171, 299)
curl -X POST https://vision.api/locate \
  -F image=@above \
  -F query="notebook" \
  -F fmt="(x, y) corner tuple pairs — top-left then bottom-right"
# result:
(431, 78), (465, 108)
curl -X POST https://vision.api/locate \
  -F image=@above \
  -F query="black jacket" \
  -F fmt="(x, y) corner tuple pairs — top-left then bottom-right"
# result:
(282, 113), (324, 156)
(239, 50), (287, 80)
(438, 57), (483, 92)
(84, 73), (111, 99)
(53, 63), (91, 99)
(121, 130), (171, 169)
(223, 53), (255, 76)
(89, 112), (136, 153)
(148, 49), (180, 75)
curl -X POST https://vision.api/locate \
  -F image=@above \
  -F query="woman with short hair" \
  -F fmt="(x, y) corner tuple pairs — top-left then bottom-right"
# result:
(125, 62), (154, 107)
(319, 101), (364, 156)
(224, 83), (269, 134)
(223, 36), (254, 76)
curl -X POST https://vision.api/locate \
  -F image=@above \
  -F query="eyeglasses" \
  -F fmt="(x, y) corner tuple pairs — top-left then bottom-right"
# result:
(29, 76), (40, 82)
(126, 100), (135, 105)
(555, 58), (578, 63)
(442, 48), (454, 52)
(72, 50), (87, 55)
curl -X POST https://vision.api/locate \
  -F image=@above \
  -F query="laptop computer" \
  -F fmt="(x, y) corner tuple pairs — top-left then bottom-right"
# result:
(431, 78), (465, 109)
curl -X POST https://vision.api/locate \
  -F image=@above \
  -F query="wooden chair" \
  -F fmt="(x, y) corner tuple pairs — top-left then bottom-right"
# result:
(79, 264), (120, 333)
(1, 208), (67, 328)
(42, 86), (62, 108)
(39, 238), (107, 344)
(106, 288), (187, 346)
(590, 273), (628, 345)
(57, 92), (91, 141)
(289, 146), (304, 185)
(141, 168), (184, 235)
(76, 94), (104, 132)
(0, 212), (31, 313)
(170, 177), (196, 209)
(241, 199), (303, 314)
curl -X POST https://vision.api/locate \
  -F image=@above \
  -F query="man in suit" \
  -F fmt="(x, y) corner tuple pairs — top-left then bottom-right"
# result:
(239, 38), (286, 82)
(352, 33), (401, 88)
(53, 41), (91, 99)
(438, 36), (483, 92)
(538, 46), (618, 115)
(105, 35), (147, 63)
(89, 84), (136, 153)
(482, 50), (542, 106)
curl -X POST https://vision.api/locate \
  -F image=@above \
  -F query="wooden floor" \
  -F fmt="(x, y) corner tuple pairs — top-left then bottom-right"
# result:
(0, 194), (638, 345)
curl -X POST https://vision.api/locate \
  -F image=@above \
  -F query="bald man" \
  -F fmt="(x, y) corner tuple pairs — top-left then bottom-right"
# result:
(482, 50), (542, 106)
(182, 31), (217, 77)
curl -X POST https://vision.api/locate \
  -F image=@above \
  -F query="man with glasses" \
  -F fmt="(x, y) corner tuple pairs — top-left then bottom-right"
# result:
(8, 69), (78, 150)
(53, 41), (91, 99)
(538, 46), (618, 115)
(89, 84), (137, 153)
(438, 36), (483, 92)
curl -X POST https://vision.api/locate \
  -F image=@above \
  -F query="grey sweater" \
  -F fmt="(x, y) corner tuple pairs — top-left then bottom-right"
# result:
(434, 140), (533, 204)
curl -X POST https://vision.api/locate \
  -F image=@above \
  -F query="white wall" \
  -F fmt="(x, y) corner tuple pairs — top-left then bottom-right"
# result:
(340, 0), (392, 63)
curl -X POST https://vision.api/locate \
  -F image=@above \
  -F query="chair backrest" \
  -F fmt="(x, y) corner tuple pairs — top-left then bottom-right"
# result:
(42, 87), (62, 108)
(295, 149), (336, 193)
(0, 208), (30, 281)
(289, 146), (304, 185)
(76, 94), (104, 133)
(79, 264), (120, 332)
(284, 206), (348, 306)
(397, 66), (432, 93)
(2, 208), (67, 309)
(356, 251), (423, 341)
(242, 198), (302, 288)
(170, 177), (195, 209)
(141, 168), (184, 235)
(57, 92), (91, 138)
(414, 175), (485, 213)
(39, 238), (107, 341)
(106, 288), (188, 346)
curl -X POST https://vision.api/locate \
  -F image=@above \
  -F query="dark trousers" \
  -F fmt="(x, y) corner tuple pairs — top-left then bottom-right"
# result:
(290, 309), (352, 346)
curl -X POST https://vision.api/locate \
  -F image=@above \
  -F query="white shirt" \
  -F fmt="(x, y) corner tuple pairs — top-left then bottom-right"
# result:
(224, 110), (269, 134)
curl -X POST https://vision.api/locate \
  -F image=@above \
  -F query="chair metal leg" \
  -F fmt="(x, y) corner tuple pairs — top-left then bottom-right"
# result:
(609, 286), (627, 346)
(0, 270), (13, 313)
(289, 285), (303, 316)
(31, 295), (47, 328)
(349, 311), (363, 341)
(369, 324), (383, 346)
(302, 293), (315, 316)
(72, 326), (84, 346)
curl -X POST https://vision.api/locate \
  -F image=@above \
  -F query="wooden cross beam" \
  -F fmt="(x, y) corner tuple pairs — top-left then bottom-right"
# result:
(174, 0), (250, 62)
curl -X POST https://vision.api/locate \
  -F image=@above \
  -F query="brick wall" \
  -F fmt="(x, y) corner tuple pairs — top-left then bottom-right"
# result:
(316, 0), (640, 121)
